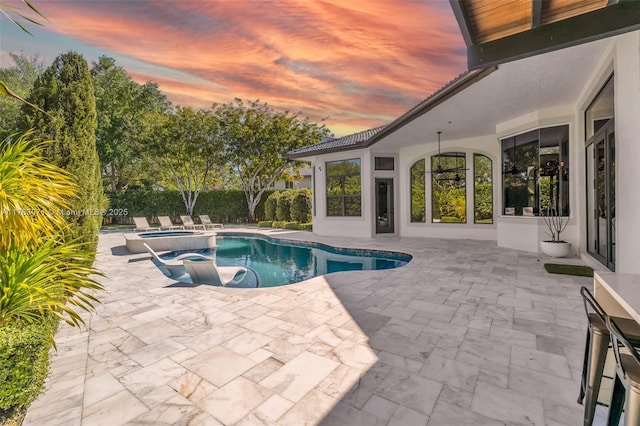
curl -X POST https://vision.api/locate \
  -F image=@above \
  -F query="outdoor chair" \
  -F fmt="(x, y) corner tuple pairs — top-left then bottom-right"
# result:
(605, 315), (640, 425)
(143, 243), (212, 280)
(158, 216), (184, 231)
(183, 259), (248, 286)
(133, 217), (155, 232)
(198, 214), (224, 230)
(180, 215), (206, 230)
(578, 286), (640, 425)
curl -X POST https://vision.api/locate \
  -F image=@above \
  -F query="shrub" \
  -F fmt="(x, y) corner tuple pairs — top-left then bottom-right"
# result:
(272, 221), (288, 228)
(441, 216), (460, 223)
(0, 320), (54, 413)
(258, 221), (273, 227)
(105, 189), (275, 224)
(264, 191), (282, 221)
(283, 222), (298, 229)
(290, 189), (312, 223)
(298, 222), (313, 231)
(276, 191), (296, 222)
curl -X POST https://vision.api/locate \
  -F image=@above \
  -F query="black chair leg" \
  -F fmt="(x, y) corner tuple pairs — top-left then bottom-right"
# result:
(579, 328), (591, 404)
(607, 375), (625, 426)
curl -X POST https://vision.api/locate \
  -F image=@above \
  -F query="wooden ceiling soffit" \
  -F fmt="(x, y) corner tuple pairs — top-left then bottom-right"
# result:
(451, 0), (640, 70)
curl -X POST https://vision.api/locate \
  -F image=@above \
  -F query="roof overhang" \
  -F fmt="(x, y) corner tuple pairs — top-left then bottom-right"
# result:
(451, 0), (640, 70)
(286, 66), (497, 160)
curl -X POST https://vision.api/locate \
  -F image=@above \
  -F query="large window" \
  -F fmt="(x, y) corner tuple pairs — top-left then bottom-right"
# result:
(474, 154), (493, 223)
(326, 159), (361, 216)
(501, 125), (569, 216)
(410, 159), (425, 222)
(431, 153), (466, 223)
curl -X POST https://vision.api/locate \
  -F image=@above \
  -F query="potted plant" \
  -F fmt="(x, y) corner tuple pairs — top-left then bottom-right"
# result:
(540, 205), (571, 257)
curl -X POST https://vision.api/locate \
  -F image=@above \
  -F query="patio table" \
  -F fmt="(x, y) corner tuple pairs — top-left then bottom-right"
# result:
(594, 271), (640, 323)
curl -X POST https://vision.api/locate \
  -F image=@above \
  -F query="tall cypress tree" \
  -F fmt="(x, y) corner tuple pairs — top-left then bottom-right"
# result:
(21, 51), (103, 252)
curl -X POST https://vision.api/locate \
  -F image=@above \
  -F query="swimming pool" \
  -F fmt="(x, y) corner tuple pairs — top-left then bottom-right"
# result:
(161, 234), (411, 288)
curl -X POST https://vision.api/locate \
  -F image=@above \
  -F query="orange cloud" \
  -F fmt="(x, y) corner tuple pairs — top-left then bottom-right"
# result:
(31, 0), (466, 136)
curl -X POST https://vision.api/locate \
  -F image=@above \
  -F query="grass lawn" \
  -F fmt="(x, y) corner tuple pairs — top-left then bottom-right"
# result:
(544, 263), (594, 277)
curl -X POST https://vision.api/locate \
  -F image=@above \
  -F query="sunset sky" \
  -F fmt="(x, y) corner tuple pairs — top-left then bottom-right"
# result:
(1, 0), (467, 136)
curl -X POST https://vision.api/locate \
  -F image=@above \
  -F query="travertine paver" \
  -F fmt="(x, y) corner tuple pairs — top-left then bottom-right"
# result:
(24, 227), (607, 425)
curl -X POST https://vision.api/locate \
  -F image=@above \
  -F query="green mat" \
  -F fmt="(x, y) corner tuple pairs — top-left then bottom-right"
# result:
(544, 263), (594, 277)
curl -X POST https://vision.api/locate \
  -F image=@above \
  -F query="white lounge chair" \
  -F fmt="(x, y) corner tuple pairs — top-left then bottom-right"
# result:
(158, 216), (184, 230)
(133, 217), (155, 232)
(183, 259), (248, 286)
(143, 243), (211, 280)
(180, 215), (205, 230)
(199, 215), (224, 230)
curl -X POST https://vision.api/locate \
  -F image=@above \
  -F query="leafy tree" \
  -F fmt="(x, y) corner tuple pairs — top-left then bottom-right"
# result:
(0, 53), (44, 139)
(147, 106), (223, 216)
(0, 1), (49, 118)
(20, 51), (103, 251)
(214, 99), (330, 221)
(431, 155), (466, 223)
(92, 57), (171, 190)
(410, 160), (426, 222)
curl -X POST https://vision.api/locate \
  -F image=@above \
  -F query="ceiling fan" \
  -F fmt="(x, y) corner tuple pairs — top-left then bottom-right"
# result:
(426, 131), (467, 176)
(438, 173), (462, 182)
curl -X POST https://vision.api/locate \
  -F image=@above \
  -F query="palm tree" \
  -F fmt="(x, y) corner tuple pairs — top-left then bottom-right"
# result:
(0, 132), (104, 328)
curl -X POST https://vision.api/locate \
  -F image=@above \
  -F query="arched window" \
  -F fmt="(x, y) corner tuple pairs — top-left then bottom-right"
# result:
(431, 153), (466, 223)
(410, 159), (425, 222)
(474, 154), (493, 223)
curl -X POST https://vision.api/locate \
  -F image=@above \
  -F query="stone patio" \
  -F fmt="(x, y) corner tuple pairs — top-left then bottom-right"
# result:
(24, 228), (605, 425)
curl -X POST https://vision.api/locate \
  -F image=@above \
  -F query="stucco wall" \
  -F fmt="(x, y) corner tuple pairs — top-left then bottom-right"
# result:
(310, 149), (374, 238)
(612, 32), (640, 273)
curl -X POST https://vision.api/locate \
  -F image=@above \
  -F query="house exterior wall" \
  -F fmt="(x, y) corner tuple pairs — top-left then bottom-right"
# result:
(397, 135), (498, 241)
(304, 31), (640, 272)
(310, 149), (374, 238)
(610, 32), (640, 273)
(494, 108), (579, 254)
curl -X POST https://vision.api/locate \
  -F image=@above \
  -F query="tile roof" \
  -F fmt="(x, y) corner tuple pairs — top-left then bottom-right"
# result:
(287, 126), (386, 157)
(286, 67), (496, 159)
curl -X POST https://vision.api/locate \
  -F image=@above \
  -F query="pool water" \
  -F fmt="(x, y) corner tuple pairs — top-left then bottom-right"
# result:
(162, 235), (411, 288)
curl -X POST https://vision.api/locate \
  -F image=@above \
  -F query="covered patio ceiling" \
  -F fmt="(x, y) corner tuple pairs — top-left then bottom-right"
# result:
(371, 37), (609, 152)
(450, 0), (640, 69)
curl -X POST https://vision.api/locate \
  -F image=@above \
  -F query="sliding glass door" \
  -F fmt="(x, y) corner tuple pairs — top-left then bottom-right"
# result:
(586, 121), (615, 270)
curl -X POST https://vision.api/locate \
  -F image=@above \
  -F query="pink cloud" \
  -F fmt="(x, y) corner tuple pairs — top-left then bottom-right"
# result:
(30, 0), (466, 136)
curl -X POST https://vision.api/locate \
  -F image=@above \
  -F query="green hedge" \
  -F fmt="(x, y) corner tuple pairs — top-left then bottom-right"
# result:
(298, 222), (313, 231)
(0, 320), (54, 414)
(105, 189), (275, 224)
(257, 221), (273, 227)
(276, 191), (296, 222)
(264, 192), (281, 221)
(291, 189), (312, 223)
(271, 221), (312, 231)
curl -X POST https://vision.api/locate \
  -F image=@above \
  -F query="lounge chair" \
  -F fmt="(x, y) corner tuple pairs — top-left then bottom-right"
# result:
(158, 216), (184, 230)
(143, 243), (212, 280)
(199, 214), (224, 230)
(180, 215), (205, 230)
(183, 259), (248, 286)
(133, 217), (155, 232)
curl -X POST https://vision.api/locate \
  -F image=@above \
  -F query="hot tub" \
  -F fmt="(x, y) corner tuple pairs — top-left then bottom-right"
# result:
(124, 230), (216, 253)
